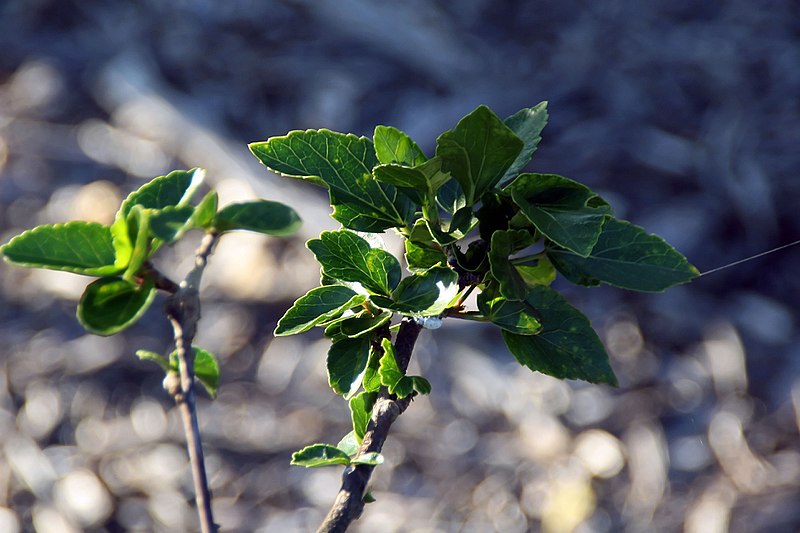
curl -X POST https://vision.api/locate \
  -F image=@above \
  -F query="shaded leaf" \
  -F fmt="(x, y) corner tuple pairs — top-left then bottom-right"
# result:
(488, 229), (534, 301)
(291, 444), (352, 467)
(190, 191), (219, 228)
(215, 200), (301, 236)
(436, 105), (523, 205)
(436, 178), (466, 214)
(514, 255), (557, 287)
(351, 453), (384, 466)
(149, 205), (195, 243)
(77, 277), (156, 335)
(1, 222), (122, 276)
(405, 239), (447, 272)
(501, 285), (617, 385)
(250, 130), (409, 231)
(275, 285), (367, 336)
(327, 337), (371, 398)
(122, 205), (152, 281)
(168, 347), (220, 399)
(373, 125), (427, 166)
(118, 168), (204, 219)
(372, 266), (459, 316)
(428, 206), (478, 246)
(548, 218), (699, 292)
(377, 338), (404, 392)
(349, 391), (377, 443)
(338, 311), (392, 338)
(135, 349), (170, 372)
(308, 230), (401, 295)
(508, 173), (611, 256)
(498, 102), (549, 187)
(477, 291), (542, 335)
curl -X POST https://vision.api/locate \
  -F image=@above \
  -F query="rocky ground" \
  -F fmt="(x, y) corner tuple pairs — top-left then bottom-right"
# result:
(1, 1), (799, 532)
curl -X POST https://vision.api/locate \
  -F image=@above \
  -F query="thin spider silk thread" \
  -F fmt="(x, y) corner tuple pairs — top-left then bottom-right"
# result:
(698, 238), (800, 277)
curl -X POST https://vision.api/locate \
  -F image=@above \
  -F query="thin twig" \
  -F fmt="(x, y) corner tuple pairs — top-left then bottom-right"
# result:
(317, 317), (423, 533)
(165, 232), (220, 533)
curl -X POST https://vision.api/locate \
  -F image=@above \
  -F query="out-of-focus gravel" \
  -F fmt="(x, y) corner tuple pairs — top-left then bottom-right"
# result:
(1, 1), (799, 532)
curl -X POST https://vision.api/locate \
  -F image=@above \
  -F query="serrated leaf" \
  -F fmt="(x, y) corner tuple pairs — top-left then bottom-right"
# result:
(135, 349), (170, 372)
(363, 345), (383, 393)
(508, 173), (611, 256)
(373, 126), (427, 166)
(477, 291), (542, 335)
(77, 277), (156, 335)
(308, 230), (401, 296)
(118, 168), (205, 219)
(149, 205), (195, 243)
(291, 444), (352, 467)
(435, 105), (523, 205)
(327, 336), (372, 398)
(501, 285), (617, 385)
(488, 229), (535, 301)
(275, 285), (367, 336)
(351, 452), (384, 466)
(372, 266), (459, 316)
(498, 102), (549, 187)
(1, 222), (122, 276)
(168, 347), (220, 398)
(349, 391), (377, 443)
(214, 200), (301, 236)
(378, 338), (404, 393)
(337, 311), (392, 338)
(548, 218), (699, 292)
(250, 130), (410, 231)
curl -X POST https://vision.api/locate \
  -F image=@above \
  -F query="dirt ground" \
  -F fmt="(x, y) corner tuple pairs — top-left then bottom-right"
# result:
(1, 1), (799, 531)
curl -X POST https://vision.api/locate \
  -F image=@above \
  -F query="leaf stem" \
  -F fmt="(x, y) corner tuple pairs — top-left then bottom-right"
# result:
(317, 317), (423, 533)
(165, 232), (219, 533)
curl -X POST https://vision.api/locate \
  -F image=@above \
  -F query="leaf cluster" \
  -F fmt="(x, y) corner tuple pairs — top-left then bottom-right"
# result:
(251, 103), (698, 466)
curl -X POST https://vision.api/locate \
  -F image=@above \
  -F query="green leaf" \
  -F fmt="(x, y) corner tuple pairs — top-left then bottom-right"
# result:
(404, 239), (447, 272)
(214, 200), (301, 236)
(190, 191), (219, 229)
(477, 291), (542, 335)
(351, 453), (384, 466)
(250, 130), (410, 231)
(149, 205), (195, 243)
(378, 338), (404, 393)
(349, 391), (377, 443)
(373, 164), (429, 191)
(275, 285), (367, 336)
(514, 255), (557, 287)
(498, 102), (549, 187)
(488, 229), (535, 301)
(407, 375), (432, 395)
(373, 126), (427, 166)
(77, 277), (156, 335)
(385, 266), (459, 316)
(327, 336), (372, 398)
(337, 311), (392, 338)
(363, 346), (383, 393)
(291, 444), (352, 467)
(427, 206), (478, 246)
(168, 347), (220, 398)
(1, 222), (122, 276)
(118, 168), (204, 219)
(435, 105), (523, 205)
(135, 349), (170, 372)
(436, 179), (466, 214)
(508, 173), (611, 256)
(548, 218), (699, 292)
(122, 205), (152, 281)
(501, 285), (617, 385)
(308, 230), (401, 295)
(336, 431), (359, 457)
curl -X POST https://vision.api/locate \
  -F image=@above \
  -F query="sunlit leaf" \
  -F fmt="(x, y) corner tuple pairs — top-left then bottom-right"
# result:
(327, 336), (372, 398)
(214, 200), (301, 236)
(77, 277), (156, 335)
(291, 444), (352, 467)
(275, 285), (367, 336)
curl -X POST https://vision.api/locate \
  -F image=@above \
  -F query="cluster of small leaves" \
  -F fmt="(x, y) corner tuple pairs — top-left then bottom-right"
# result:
(250, 102), (698, 467)
(0, 168), (301, 394)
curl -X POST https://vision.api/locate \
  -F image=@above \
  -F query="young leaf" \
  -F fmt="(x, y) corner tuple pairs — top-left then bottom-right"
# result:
(337, 431), (360, 457)
(337, 312), (392, 338)
(363, 346), (383, 393)
(118, 168), (204, 219)
(488, 229), (534, 301)
(477, 291), (542, 335)
(407, 375), (432, 395)
(214, 200), (301, 236)
(405, 240), (447, 272)
(498, 102), (549, 187)
(435, 105), (523, 205)
(149, 205), (195, 243)
(291, 444), (352, 468)
(190, 191), (219, 229)
(168, 347), (220, 398)
(135, 349), (170, 372)
(508, 173), (611, 256)
(377, 338), (404, 393)
(373, 266), (459, 316)
(327, 336), (372, 399)
(501, 285), (617, 385)
(308, 230), (401, 295)
(1, 222), (122, 276)
(436, 179), (466, 214)
(373, 126), (427, 166)
(77, 277), (156, 336)
(514, 255), (557, 287)
(250, 130), (410, 231)
(349, 391), (377, 443)
(122, 205), (153, 281)
(275, 285), (367, 336)
(427, 206), (479, 246)
(351, 453), (384, 466)
(547, 218), (699, 292)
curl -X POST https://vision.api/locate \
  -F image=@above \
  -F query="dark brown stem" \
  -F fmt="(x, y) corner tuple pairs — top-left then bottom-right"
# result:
(165, 232), (219, 533)
(317, 317), (423, 533)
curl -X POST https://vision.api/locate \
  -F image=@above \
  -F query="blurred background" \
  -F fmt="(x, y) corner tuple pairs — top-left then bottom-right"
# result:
(1, 1), (799, 531)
